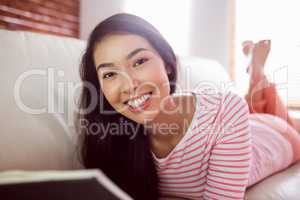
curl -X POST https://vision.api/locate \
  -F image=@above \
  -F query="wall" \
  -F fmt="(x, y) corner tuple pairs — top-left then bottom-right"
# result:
(80, 0), (231, 69)
(0, 0), (80, 38)
(79, 0), (125, 41)
(189, 0), (231, 70)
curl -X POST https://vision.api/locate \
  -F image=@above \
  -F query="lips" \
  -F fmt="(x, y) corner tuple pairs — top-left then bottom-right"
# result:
(127, 92), (152, 113)
(123, 91), (153, 105)
(126, 92), (152, 113)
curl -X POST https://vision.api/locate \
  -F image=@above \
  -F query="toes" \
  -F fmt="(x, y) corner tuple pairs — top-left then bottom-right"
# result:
(263, 40), (271, 45)
(242, 40), (254, 55)
(242, 40), (254, 47)
(258, 40), (271, 47)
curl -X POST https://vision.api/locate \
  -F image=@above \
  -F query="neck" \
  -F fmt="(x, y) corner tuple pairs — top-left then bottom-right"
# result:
(144, 95), (185, 143)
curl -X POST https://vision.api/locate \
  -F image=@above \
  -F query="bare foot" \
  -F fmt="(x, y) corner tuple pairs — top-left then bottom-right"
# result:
(242, 40), (254, 56)
(242, 40), (271, 81)
(252, 40), (271, 69)
(242, 40), (254, 73)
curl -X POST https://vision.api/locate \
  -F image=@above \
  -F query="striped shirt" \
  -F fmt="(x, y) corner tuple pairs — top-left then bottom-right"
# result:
(151, 87), (251, 200)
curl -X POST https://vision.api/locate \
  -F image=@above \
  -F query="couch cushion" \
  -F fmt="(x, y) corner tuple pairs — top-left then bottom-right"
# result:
(0, 29), (85, 170)
(245, 161), (300, 199)
(176, 55), (235, 94)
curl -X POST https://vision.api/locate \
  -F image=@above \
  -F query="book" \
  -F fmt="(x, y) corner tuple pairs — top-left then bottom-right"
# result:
(0, 169), (133, 200)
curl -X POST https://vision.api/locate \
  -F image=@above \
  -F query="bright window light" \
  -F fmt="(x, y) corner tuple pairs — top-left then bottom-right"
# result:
(125, 0), (191, 56)
(235, 0), (300, 106)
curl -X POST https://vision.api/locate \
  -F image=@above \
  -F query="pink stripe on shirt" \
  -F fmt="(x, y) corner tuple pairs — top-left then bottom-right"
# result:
(152, 87), (251, 200)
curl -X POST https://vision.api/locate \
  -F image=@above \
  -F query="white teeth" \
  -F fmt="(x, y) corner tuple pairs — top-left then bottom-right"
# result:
(127, 93), (151, 108)
(136, 98), (142, 106)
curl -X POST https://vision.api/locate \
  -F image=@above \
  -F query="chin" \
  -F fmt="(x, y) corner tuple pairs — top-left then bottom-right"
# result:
(120, 99), (160, 124)
(128, 113), (157, 125)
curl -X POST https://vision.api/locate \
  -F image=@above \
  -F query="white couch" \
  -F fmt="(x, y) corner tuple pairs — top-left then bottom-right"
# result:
(1, 29), (300, 199)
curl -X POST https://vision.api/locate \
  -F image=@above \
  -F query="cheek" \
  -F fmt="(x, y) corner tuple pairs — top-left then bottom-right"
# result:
(101, 83), (119, 105)
(142, 61), (169, 86)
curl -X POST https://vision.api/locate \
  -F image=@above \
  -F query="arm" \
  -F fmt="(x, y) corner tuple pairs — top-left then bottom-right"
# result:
(203, 92), (252, 200)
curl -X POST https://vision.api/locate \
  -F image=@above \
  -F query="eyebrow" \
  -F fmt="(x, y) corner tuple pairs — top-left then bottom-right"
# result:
(96, 48), (148, 71)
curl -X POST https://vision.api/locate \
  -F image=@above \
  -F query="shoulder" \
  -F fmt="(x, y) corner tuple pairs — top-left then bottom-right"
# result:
(192, 85), (222, 107)
(219, 91), (249, 121)
(191, 86), (249, 131)
(192, 85), (248, 112)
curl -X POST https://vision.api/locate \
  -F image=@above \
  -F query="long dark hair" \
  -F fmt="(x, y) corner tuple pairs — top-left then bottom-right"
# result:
(76, 13), (178, 199)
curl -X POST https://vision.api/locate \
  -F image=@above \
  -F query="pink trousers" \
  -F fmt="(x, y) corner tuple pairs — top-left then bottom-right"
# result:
(245, 80), (296, 187)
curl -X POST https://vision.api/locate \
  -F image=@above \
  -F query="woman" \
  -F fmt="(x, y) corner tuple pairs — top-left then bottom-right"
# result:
(77, 13), (300, 199)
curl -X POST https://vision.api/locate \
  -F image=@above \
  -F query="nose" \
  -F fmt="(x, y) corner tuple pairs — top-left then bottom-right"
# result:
(120, 72), (141, 95)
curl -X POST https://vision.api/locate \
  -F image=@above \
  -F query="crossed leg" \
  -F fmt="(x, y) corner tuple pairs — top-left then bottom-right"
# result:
(243, 40), (300, 164)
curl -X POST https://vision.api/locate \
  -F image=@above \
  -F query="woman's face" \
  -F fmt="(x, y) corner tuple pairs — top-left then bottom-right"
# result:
(93, 33), (172, 124)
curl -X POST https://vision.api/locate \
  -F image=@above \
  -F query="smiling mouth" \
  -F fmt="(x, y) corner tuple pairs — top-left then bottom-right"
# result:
(123, 91), (153, 105)
(123, 91), (153, 112)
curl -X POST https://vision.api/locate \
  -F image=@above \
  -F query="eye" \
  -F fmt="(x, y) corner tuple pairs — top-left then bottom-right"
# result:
(133, 58), (148, 67)
(102, 72), (116, 79)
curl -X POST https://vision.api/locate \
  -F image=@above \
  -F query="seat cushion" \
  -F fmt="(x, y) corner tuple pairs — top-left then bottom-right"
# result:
(245, 161), (300, 199)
